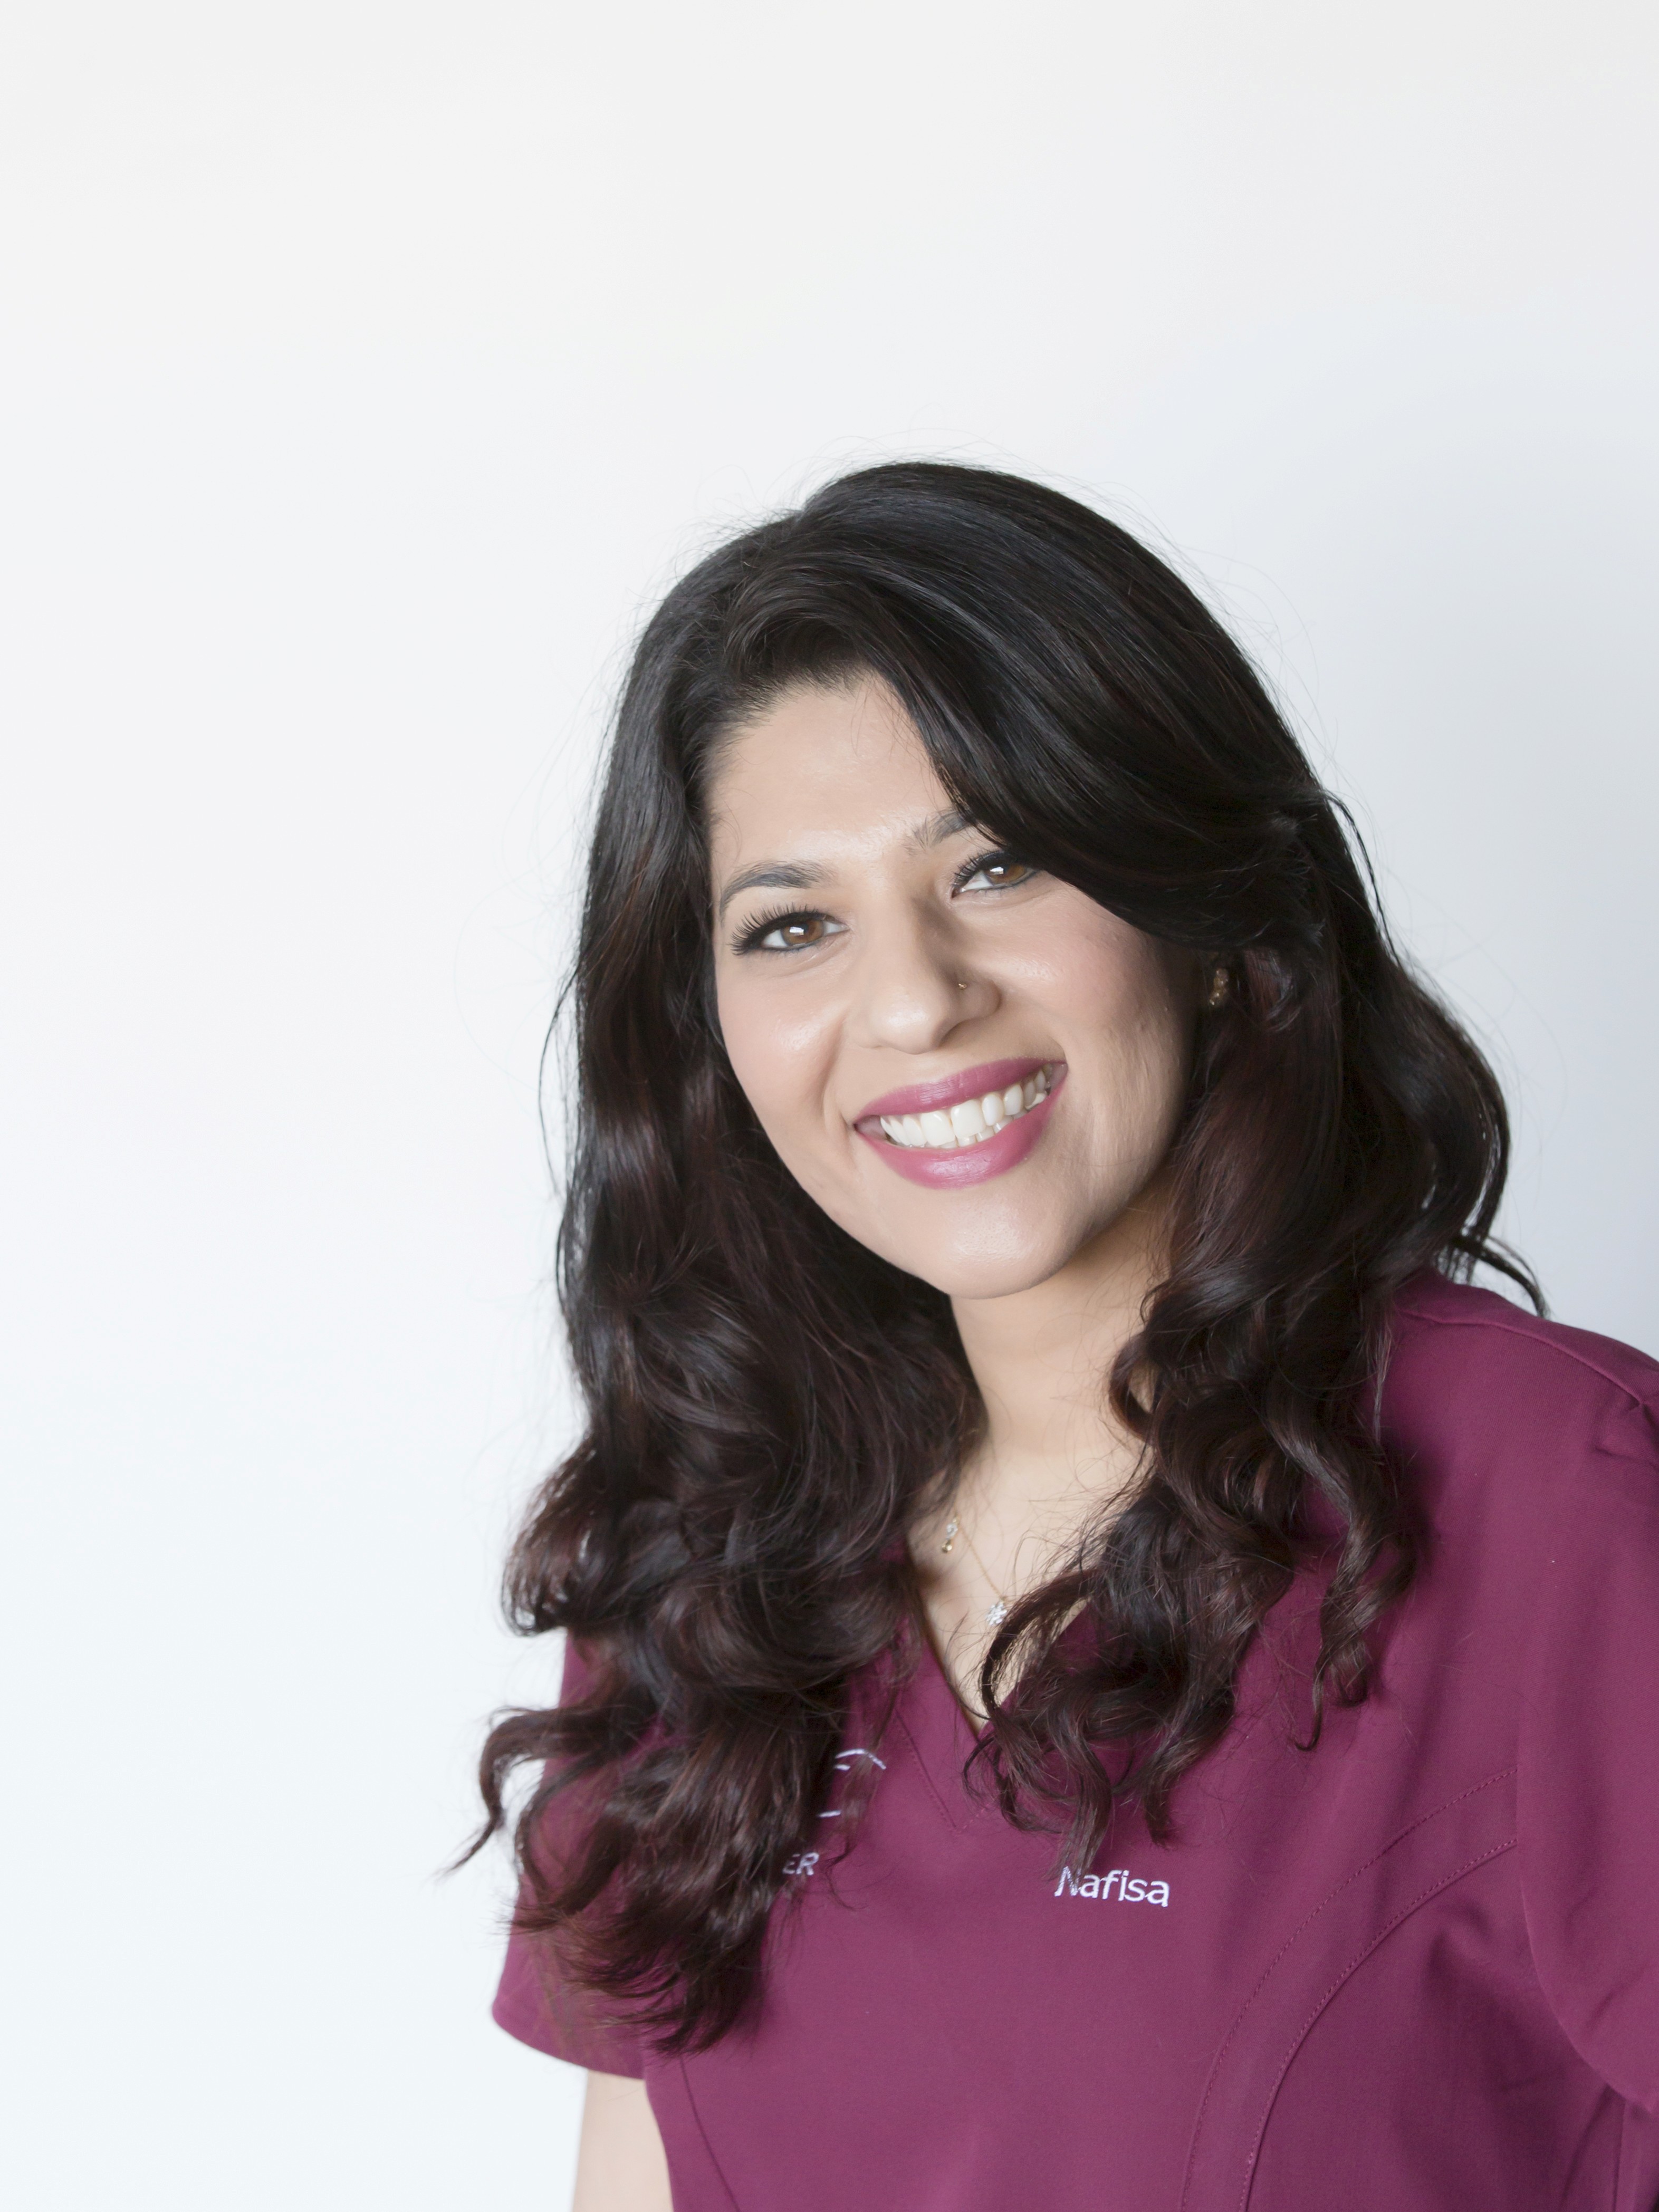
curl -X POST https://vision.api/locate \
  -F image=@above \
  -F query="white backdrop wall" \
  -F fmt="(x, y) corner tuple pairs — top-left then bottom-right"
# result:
(4, 5), (1655, 2206)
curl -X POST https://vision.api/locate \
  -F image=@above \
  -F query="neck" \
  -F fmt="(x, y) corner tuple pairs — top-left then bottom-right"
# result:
(947, 1174), (1169, 1545)
(914, 1178), (1170, 1718)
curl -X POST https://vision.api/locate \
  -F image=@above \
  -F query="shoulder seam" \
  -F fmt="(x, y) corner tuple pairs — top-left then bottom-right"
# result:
(1396, 1299), (1659, 1412)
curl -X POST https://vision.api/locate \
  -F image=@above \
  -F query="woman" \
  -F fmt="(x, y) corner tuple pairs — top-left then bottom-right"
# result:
(474, 463), (1659, 2208)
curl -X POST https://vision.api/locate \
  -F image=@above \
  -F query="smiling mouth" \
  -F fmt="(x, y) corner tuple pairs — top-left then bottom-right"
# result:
(872, 1063), (1057, 1150)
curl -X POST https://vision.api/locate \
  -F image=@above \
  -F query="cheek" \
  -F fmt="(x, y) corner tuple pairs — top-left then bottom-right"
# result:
(1103, 1021), (1192, 1175)
(1033, 908), (1190, 1049)
(1046, 929), (1194, 1149)
(1104, 970), (1193, 1123)
(715, 976), (837, 1145)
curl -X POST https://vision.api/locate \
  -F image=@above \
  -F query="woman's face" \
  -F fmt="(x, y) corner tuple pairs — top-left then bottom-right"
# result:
(707, 678), (1200, 1302)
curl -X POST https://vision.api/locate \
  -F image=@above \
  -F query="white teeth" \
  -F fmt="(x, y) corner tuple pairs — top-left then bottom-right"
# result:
(878, 1065), (1059, 1150)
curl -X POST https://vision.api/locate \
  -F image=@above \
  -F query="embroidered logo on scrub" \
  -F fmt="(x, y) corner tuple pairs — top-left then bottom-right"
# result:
(1053, 1865), (1170, 1906)
(787, 1747), (890, 1877)
(816, 1745), (887, 1825)
(831, 1746), (886, 1776)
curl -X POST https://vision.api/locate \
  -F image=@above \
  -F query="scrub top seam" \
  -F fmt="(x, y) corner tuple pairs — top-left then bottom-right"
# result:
(1178, 1765), (1517, 2210)
(1397, 1300), (1659, 1411)
(1232, 1833), (1520, 2212)
(895, 1705), (993, 1834)
(676, 2056), (743, 2211)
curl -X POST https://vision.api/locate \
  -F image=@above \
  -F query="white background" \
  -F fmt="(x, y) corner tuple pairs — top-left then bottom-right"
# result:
(4, 4), (1656, 2206)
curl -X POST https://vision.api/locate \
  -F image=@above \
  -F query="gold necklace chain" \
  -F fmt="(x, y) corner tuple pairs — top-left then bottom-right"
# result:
(941, 1511), (1013, 1629)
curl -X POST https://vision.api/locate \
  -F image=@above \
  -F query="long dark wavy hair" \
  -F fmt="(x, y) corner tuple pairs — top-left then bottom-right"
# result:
(469, 460), (1535, 2053)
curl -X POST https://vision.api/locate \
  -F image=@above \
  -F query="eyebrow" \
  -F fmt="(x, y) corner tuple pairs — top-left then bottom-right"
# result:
(714, 810), (978, 921)
(911, 806), (974, 850)
(715, 860), (825, 921)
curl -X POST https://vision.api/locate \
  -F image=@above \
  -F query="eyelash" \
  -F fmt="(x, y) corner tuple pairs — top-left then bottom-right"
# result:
(951, 847), (1031, 896)
(731, 848), (1032, 955)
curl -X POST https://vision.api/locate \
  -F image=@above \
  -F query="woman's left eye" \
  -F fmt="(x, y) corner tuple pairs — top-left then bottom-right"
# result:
(955, 854), (1034, 894)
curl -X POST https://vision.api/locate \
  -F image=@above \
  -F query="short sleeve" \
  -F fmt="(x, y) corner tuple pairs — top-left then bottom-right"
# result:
(1517, 1392), (1659, 2113)
(490, 1637), (648, 2079)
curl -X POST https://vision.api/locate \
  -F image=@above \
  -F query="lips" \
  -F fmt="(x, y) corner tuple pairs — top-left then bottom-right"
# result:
(855, 1056), (1053, 1124)
(852, 1058), (1067, 1189)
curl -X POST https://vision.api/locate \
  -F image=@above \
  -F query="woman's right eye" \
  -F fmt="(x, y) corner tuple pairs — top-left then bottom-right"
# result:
(739, 910), (847, 954)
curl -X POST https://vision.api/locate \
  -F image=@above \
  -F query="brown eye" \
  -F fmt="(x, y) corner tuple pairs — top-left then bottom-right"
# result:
(743, 910), (848, 954)
(957, 854), (1034, 893)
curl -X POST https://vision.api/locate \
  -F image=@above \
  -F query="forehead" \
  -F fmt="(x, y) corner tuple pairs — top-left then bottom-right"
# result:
(705, 678), (950, 865)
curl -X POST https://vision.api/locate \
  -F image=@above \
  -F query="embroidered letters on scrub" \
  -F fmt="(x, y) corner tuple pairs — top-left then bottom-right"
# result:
(1053, 1867), (1170, 1906)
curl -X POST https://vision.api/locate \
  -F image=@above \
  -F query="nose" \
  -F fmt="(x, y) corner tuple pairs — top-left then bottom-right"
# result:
(844, 909), (999, 1054)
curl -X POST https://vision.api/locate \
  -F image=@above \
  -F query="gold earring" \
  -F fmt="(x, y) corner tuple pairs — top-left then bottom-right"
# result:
(1207, 967), (1229, 1008)
(957, 980), (969, 991)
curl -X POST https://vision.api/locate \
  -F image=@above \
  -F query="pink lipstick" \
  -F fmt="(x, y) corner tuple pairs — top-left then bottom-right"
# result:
(852, 1058), (1066, 1188)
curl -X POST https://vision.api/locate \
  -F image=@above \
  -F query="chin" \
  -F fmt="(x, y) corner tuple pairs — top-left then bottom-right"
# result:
(921, 1259), (1072, 1300)
(874, 1218), (1092, 1302)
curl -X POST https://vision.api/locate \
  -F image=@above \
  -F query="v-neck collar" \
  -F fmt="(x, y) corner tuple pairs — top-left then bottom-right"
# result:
(888, 1619), (1000, 1835)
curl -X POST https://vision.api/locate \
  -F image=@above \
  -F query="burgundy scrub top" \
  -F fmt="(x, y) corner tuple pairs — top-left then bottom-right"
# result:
(494, 1276), (1659, 2208)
